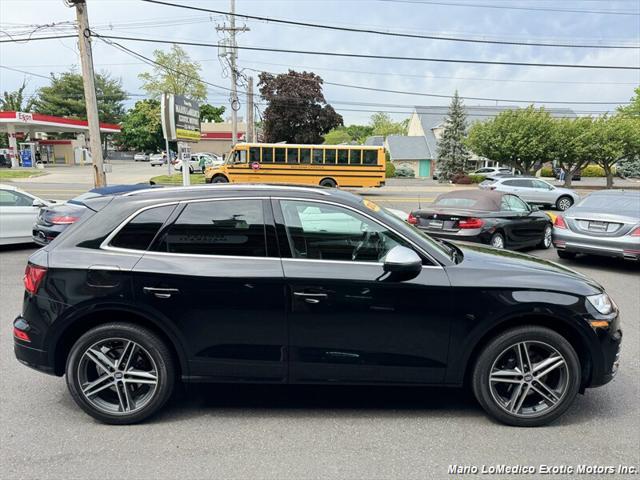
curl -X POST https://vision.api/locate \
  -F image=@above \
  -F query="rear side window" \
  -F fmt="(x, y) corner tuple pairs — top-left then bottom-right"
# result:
(110, 205), (176, 251)
(155, 199), (267, 257)
(363, 150), (377, 165)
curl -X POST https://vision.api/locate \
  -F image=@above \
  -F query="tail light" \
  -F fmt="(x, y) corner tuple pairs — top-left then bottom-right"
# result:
(50, 215), (80, 225)
(24, 264), (47, 295)
(13, 327), (31, 342)
(554, 215), (567, 229)
(629, 226), (640, 236)
(458, 218), (484, 229)
(407, 213), (418, 225)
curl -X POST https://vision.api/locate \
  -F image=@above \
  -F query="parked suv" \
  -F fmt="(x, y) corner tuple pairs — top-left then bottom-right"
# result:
(480, 176), (580, 211)
(14, 185), (621, 426)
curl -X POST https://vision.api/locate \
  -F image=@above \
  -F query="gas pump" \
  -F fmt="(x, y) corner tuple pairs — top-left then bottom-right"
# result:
(18, 142), (36, 168)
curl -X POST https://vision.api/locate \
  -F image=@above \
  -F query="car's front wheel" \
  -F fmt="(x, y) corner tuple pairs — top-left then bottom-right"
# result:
(65, 323), (175, 424)
(472, 326), (580, 427)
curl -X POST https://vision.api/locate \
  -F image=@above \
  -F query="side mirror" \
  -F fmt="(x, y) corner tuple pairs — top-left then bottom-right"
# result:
(382, 246), (422, 281)
(530, 205), (539, 212)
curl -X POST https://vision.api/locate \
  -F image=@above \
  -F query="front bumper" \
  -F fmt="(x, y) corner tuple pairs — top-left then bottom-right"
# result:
(553, 227), (640, 261)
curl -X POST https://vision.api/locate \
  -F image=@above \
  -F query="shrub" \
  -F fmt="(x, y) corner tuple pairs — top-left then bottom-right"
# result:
(582, 165), (606, 177)
(468, 174), (485, 183)
(385, 162), (396, 178)
(540, 167), (554, 177)
(617, 157), (640, 178)
(452, 173), (472, 184)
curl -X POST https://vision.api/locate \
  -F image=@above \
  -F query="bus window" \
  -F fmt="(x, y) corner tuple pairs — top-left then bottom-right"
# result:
(233, 150), (247, 164)
(337, 149), (349, 165)
(325, 149), (336, 164)
(250, 147), (260, 163)
(312, 149), (323, 164)
(349, 150), (362, 165)
(262, 147), (273, 163)
(300, 148), (311, 164)
(363, 149), (377, 165)
(275, 147), (286, 163)
(286, 148), (299, 164)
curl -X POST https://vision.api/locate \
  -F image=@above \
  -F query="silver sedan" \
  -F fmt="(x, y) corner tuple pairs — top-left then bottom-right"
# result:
(480, 176), (580, 211)
(552, 190), (640, 261)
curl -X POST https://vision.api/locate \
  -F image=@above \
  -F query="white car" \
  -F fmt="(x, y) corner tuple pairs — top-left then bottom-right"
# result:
(471, 167), (513, 177)
(479, 176), (580, 211)
(175, 153), (223, 173)
(149, 153), (167, 166)
(133, 152), (149, 162)
(0, 183), (53, 245)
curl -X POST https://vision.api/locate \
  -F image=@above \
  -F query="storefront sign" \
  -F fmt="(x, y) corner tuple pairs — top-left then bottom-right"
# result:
(161, 94), (200, 142)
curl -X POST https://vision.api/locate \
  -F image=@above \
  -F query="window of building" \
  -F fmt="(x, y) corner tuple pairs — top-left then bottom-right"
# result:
(110, 205), (176, 251)
(155, 200), (266, 257)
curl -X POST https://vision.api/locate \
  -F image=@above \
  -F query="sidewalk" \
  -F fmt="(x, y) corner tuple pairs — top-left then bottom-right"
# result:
(5, 162), (157, 186)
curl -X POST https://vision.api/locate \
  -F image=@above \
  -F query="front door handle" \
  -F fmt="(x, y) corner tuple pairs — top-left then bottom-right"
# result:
(143, 287), (180, 299)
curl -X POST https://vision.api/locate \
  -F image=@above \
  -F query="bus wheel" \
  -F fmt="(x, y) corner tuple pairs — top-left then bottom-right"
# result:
(212, 175), (229, 183)
(319, 178), (337, 188)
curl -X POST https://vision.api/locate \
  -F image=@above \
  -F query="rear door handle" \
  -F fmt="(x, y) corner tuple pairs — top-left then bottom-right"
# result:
(293, 291), (328, 304)
(143, 287), (180, 299)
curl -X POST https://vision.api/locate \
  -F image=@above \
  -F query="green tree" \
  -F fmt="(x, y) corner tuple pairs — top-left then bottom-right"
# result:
(345, 124), (374, 143)
(34, 71), (127, 124)
(436, 91), (470, 182)
(466, 106), (555, 175)
(200, 103), (225, 122)
(323, 127), (352, 144)
(617, 86), (640, 117)
(119, 99), (165, 153)
(369, 112), (407, 136)
(0, 80), (36, 147)
(586, 115), (640, 188)
(1, 80), (35, 112)
(139, 45), (207, 102)
(550, 117), (594, 187)
(258, 70), (342, 143)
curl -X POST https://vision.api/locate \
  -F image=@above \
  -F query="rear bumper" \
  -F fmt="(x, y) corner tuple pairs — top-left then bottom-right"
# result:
(417, 227), (489, 245)
(553, 228), (640, 260)
(14, 316), (55, 375)
(32, 224), (65, 246)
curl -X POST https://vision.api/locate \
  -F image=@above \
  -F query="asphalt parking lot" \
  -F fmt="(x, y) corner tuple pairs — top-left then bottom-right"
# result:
(0, 242), (638, 479)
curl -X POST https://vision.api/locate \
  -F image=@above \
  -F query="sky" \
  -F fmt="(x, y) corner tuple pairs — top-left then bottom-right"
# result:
(0, 0), (639, 126)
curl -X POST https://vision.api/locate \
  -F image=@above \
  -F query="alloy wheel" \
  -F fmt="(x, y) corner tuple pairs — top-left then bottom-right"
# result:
(77, 338), (159, 416)
(543, 226), (552, 248)
(491, 234), (505, 249)
(489, 341), (569, 418)
(558, 198), (572, 211)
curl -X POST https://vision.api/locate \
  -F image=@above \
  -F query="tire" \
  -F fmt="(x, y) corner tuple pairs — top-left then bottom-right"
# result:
(189, 167), (194, 174)
(212, 175), (229, 184)
(319, 178), (337, 188)
(472, 326), (581, 427)
(538, 224), (552, 249)
(556, 196), (573, 211)
(557, 250), (577, 260)
(489, 232), (505, 249)
(65, 323), (175, 425)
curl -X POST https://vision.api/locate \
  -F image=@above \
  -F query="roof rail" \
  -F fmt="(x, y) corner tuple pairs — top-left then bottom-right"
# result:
(122, 183), (332, 197)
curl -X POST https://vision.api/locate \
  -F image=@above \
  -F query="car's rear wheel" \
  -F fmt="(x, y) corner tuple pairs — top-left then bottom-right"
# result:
(472, 326), (580, 427)
(557, 250), (577, 260)
(65, 323), (175, 425)
(539, 224), (552, 249)
(556, 196), (573, 211)
(489, 232), (505, 249)
(212, 175), (229, 183)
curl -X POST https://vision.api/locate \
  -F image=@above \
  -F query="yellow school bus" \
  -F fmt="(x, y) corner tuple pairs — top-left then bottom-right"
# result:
(204, 143), (386, 188)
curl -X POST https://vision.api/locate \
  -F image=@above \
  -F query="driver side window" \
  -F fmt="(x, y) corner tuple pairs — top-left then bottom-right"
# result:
(280, 200), (413, 263)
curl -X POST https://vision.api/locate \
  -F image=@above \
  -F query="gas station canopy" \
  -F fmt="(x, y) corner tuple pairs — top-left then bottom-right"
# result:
(0, 111), (120, 134)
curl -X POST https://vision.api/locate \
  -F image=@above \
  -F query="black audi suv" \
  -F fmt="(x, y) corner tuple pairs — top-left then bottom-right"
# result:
(14, 185), (622, 426)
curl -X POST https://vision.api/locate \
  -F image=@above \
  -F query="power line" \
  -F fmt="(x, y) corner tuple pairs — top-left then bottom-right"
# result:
(92, 33), (640, 70)
(377, 0), (640, 16)
(246, 67), (629, 105)
(140, 0), (639, 49)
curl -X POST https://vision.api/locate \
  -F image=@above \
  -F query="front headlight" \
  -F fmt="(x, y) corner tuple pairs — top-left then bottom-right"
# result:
(587, 293), (614, 315)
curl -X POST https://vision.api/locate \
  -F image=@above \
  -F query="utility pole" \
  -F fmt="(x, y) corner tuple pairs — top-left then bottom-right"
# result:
(70, 0), (106, 187)
(247, 76), (254, 142)
(217, 0), (248, 147)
